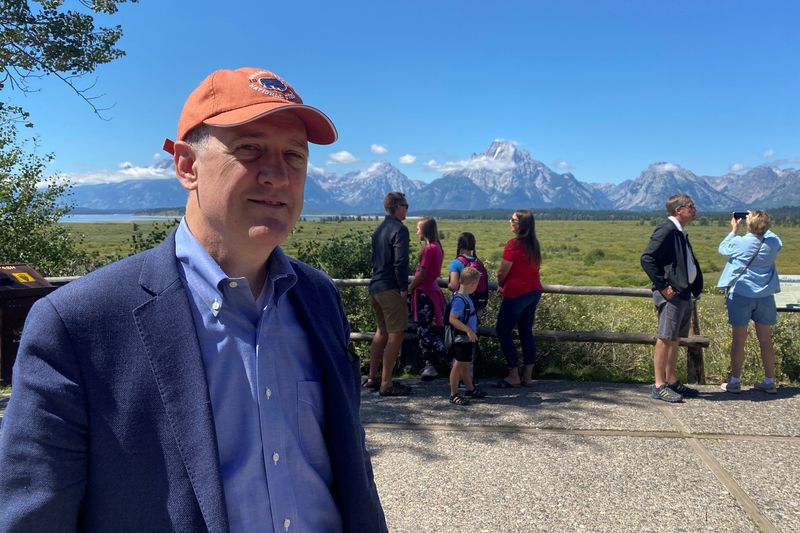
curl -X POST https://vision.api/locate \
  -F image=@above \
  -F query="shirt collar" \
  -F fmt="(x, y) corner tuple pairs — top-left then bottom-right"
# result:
(174, 218), (297, 306)
(175, 218), (228, 294)
(668, 216), (685, 233)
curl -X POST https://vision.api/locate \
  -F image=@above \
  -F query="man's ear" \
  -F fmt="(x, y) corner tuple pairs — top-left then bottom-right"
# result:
(173, 141), (199, 191)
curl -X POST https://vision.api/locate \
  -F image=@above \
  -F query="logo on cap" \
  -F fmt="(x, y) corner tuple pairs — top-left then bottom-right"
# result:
(248, 71), (297, 101)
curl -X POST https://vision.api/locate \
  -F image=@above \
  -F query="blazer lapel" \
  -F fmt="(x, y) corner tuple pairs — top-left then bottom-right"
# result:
(133, 234), (229, 533)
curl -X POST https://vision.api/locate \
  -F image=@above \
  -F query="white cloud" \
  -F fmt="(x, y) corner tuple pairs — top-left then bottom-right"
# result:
(399, 154), (416, 164)
(308, 162), (326, 175)
(729, 162), (745, 172)
(652, 163), (680, 172)
(327, 150), (359, 165)
(762, 148), (776, 158)
(371, 144), (389, 155)
(64, 161), (175, 185)
(554, 160), (571, 169)
(424, 155), (517, 174)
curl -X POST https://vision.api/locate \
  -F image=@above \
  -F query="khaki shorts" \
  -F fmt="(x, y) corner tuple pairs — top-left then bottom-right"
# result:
(370, 290), (408, 333)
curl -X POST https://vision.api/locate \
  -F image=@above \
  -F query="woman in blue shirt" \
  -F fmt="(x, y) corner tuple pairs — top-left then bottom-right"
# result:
(717, 210), (782, 394)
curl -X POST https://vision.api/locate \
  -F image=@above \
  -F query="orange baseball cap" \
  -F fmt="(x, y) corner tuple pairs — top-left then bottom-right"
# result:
(163, 67), (337, 154)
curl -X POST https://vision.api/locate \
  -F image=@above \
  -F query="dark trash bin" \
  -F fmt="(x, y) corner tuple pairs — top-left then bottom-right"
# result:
(0, 264), (56, 385)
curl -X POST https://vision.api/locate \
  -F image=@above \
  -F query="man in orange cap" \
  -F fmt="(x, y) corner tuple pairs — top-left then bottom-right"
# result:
(0, 68), (388, 532)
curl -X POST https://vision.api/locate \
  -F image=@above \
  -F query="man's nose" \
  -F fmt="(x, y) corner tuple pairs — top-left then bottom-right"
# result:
(257, 153), (290, 186)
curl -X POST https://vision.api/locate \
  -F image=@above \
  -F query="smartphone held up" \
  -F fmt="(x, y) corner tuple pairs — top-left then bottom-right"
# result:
(732, 211), (748, 220)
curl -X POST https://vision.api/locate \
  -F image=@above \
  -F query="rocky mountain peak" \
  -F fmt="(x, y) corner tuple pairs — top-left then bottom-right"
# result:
(483, 140), (532, 165)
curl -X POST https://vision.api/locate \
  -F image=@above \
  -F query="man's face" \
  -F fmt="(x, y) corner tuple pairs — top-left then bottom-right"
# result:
(395, 201), (408, 221)
(184, 112), (309, 253)
(675, 200), (697, 226)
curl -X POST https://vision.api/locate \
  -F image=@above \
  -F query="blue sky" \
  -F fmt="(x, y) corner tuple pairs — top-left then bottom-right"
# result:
(7, 0), (799, 186)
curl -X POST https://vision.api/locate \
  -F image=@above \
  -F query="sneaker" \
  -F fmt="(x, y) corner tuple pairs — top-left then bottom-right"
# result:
(753, 381), (777, 394)
(667, 380), (699, 397)
(720, 381), (741, 394)
(420, 363), (438, 381)
(652, 384), (683, 403)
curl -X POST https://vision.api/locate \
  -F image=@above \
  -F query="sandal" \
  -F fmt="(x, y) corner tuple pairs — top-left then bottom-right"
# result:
(521, 380), (535, 387)
(379, 382), (411, 397)
(493, 379), (521, 389)
(465, 388), (487, 399)
(450, 394), (469, 405)
(362, 378), (380, 391)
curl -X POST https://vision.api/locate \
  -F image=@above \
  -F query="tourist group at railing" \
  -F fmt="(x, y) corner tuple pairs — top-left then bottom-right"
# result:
(362, 192), (783, 406)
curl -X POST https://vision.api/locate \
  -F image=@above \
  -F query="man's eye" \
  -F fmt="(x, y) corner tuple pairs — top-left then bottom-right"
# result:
(286, 151), (307, 166)
(238, 144), (261, 152)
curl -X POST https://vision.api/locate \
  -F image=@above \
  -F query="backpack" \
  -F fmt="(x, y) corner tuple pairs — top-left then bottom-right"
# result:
(444, 293), (474, 349)
(456, 255), (489, 311)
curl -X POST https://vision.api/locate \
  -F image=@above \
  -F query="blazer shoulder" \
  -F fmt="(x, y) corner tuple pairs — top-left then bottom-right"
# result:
(288, 257), (338, 295)
(43, 236), (178, 313)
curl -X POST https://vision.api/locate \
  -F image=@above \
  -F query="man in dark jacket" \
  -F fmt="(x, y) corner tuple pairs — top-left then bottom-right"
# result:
(0, 67), (387, 532)
(641, 194), (704, 403)
(366, 191), (411, 396)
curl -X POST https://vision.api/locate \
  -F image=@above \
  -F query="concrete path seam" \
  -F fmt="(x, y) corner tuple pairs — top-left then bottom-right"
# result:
(362, 422), (799, 443)
(655, 402), (780, 533)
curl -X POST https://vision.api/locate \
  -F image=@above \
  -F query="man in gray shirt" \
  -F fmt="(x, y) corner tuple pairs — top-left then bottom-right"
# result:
(365, 192), (411, 396)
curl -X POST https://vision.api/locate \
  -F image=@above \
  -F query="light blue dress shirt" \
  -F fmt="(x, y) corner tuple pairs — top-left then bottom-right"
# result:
(716, 229), (782, 298)
(175, 220), (341, 533)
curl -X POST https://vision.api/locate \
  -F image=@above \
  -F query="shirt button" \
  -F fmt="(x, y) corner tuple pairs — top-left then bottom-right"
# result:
(229, 281), (238, 288)
(283, 518), (291, 530)
(265, 388), (272, 399)
(272, 452), (280, 463)
(211, 301), (221, 311)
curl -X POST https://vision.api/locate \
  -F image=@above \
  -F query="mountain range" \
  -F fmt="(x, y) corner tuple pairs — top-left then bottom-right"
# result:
(67, 141), (800, 213)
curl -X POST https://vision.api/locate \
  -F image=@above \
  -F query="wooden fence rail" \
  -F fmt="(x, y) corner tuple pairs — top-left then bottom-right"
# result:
(338, 277), (709, 383)
(46, 276), (709, 382)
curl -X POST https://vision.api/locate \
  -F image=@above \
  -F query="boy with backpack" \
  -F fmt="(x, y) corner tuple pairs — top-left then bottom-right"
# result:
(447, 232), (489, 383)
(447, 267), (487, 405)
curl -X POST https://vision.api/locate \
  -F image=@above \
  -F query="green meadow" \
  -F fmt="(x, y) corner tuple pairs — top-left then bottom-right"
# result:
(65, 217), (800, 286)
(62, 218), (800, 384)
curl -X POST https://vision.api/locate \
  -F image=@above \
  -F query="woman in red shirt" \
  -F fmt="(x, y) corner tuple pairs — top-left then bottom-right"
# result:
(408, 217), (447, 380)
(494, 209), (543, 388)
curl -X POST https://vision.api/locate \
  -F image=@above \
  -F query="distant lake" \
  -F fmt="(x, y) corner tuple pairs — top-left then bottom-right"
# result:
(61, 214), (181, 223)
(60, 214), (358, 223)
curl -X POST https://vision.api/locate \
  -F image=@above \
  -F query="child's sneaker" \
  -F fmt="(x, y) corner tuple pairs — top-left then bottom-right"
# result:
(420, 363), (438, 381)
(753, 381), (777, 394)
(720, 381), (741, 394)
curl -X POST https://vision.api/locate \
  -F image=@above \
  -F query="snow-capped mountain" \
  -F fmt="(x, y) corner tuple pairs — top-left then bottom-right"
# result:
(431, 141), (611, 209)
(609, 162), (739, 211)
(704, 166), (800, 207)
(67, 178), (188, 211)
(316, 161), (424, 211)
(65, 142), (800, 213)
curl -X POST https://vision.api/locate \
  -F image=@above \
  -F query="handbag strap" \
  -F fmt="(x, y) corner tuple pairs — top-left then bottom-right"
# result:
(727, 238), (764, 293)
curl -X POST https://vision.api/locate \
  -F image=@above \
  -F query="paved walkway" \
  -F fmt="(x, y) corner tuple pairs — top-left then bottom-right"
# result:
(3, 380), (799, 532)
(362, 379), (800, 532)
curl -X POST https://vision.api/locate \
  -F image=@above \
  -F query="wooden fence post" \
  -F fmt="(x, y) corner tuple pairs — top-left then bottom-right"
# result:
(686, 299), (705, 384)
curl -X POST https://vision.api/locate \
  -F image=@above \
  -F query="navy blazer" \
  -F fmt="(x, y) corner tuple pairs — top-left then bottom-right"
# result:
(0, 233), (387, 532)
(641, 220), (704, 298)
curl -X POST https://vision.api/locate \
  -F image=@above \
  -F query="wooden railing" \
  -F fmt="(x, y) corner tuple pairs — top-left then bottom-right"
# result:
(47, 276), (710, 382)
(339, 277), (710, 383)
